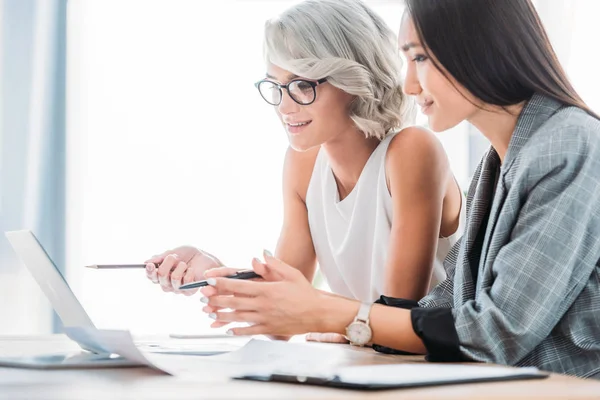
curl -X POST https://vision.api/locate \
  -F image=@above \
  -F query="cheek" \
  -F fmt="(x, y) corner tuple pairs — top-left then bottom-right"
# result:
(417, 64), (443, 99)
(274, 108), (283, 122)
(310, 100), (343, 127)
(430, 84), (477, 131)
(421, 68), (467, 112)
(416, 63), (436, 91)
(437, 80), (475, 117)
(324, 96), (353, 127)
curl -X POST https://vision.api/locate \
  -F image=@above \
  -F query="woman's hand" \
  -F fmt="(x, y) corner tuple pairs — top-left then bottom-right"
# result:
(305, 332), (348, 343)
(200, 251), (332, 336)
(200, 265), (268, 329)
(145, 246), (224, 295)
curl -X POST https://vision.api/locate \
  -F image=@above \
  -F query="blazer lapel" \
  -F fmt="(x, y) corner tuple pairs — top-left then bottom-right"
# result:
(454, 148), (500, 303)
(477, 94), (564, 288)
(477, 171), (505, 292)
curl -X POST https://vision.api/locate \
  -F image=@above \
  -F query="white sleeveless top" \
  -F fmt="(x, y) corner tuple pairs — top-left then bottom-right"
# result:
(306, 132), (466, 303)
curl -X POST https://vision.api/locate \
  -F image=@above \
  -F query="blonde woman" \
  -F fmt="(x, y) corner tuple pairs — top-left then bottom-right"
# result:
(146, 0), (465, 342)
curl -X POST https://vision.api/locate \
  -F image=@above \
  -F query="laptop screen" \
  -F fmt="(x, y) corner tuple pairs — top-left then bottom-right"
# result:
(5, 230), (95, 329)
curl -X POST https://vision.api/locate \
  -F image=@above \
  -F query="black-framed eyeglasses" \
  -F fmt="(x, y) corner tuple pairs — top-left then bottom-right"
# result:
(254, 78), (328, 106)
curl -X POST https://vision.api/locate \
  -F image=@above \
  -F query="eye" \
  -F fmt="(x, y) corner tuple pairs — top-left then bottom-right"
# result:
(294, 80), (314, 93)
(412, 54), (428, 63)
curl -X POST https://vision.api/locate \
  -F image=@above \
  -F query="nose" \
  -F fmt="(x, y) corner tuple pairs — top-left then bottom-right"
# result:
(277, 89), (300, 115)
(402, 63), (422, 97)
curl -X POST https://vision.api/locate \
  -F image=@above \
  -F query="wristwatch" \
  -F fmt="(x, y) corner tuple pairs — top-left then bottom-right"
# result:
(345, 302), (373, 346)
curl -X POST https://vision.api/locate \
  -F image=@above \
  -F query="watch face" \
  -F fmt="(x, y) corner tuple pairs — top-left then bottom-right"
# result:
(346, 322), (372, 346)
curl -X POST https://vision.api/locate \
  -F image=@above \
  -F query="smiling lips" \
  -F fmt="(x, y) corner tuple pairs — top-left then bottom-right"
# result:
(285, 120), (312, 134)
(419, 99), (434, 115)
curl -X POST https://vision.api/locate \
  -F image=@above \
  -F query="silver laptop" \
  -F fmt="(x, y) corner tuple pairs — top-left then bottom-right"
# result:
(4, 230), (236, 359)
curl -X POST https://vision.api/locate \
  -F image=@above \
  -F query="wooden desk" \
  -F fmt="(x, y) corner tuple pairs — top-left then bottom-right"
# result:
(1, 335), (599, 400)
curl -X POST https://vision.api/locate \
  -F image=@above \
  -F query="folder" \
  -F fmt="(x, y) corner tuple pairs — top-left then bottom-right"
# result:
(234, 363), (548, 390)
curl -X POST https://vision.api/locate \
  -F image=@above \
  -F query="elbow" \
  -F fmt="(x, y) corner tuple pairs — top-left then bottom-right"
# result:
(453, 308), (545, 366)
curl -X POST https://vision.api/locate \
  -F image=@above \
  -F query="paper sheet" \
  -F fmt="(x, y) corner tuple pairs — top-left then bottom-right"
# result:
(63, 328), (394, 379)
(64, 327), (253, 376)
(64, 327), (169, 372)
(215, 339), (362, 378)
(144, 338), (371, 378)
(335, 363), (543, 385)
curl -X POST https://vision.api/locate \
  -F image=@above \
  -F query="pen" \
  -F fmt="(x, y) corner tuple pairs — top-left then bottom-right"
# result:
(85, 264), (161, 269)
(179, 270), (261, 290)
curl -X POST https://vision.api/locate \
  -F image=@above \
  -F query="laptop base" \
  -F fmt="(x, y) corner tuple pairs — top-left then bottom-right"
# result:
(0, 352), (142, 369)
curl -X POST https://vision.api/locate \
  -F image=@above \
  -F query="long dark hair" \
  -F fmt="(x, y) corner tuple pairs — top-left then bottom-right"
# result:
(404, 0), (599, 119)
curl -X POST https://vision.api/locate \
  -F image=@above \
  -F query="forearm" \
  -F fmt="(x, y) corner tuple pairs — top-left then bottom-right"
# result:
(317, 294), (426, 354)
(274, 242), (317, 283)
(317, 289), (346, 299)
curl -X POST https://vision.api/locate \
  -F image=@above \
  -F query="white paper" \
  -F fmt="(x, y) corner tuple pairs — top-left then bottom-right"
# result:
(64, 327), (253, 376)
(64, 327), (170, 373)
(136, 341), (241, 355)
(335, 364), (542, 385)
(62, 329), (394, 379)
(220, 339), (366, 378)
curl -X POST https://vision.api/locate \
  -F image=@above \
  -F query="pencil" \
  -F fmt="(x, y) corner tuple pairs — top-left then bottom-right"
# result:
(179, 270), (260, 289)
(85, 264), (160, 269)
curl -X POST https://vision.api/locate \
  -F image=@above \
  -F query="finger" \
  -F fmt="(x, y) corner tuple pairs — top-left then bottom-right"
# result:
(146, 263), (159, 283)
(203, 267), (241, 278)
(145, 263), (153, 279)
(144, 253), (166, 264)
(200, 286), (236, 297)
(170, 261), (189, 291)
(182, 268), (199, 296)
(210, 320), (232, 329)
(200, 296), (224, 313)
(207, 295), (259, 311)
(227, 324), (267, 336)
(306, 332), (348, 343)
(202, 305), (224, 313)
(207, 277), (262, 297)
(157, 254), (178, 290)
(161, 284), (174, 293)
(183, 267), (196, 284)
(263, 250), (303, 281)
(251, 258), (282, 282)
(209, 311), (261, 324)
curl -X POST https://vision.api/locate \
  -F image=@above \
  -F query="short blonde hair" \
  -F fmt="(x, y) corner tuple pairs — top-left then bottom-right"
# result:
(264, 0), (415, 139)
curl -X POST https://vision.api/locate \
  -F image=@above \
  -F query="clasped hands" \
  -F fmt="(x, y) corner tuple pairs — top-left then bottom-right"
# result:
(145, 248), (350, 342)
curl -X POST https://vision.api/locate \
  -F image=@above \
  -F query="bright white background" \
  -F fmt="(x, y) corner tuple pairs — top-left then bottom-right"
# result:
(65, 0), (425, 335)
(61, 0), (599, 335)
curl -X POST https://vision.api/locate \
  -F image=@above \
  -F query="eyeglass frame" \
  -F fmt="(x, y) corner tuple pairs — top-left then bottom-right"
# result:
(254, 77), (328, 106)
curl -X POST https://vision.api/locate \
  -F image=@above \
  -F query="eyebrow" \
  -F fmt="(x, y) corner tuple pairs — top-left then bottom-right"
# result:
(400, 42), (422, 52)
(265, 73), (299, 82)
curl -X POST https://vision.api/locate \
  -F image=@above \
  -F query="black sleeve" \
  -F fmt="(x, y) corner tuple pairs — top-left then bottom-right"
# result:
(371, 296), (419, 355)
(411, 307), (461, 362)
(371, 296), (462, 361)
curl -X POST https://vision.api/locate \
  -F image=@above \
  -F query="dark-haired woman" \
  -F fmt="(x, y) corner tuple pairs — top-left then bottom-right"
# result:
(200, 0), (600, 379)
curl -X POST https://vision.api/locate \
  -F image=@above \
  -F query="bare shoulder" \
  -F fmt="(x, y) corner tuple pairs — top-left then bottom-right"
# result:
(386, 126), (449, 170)
(283, 146), (321, 203)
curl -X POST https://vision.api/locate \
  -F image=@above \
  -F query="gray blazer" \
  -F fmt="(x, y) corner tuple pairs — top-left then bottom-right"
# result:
(416, 94), (600, 379)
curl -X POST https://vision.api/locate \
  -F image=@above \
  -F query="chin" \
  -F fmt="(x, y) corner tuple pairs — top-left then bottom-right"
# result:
(288, 135), (321, 152)
(428, 116), (461, 133)
(289, 142), (317, 152)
